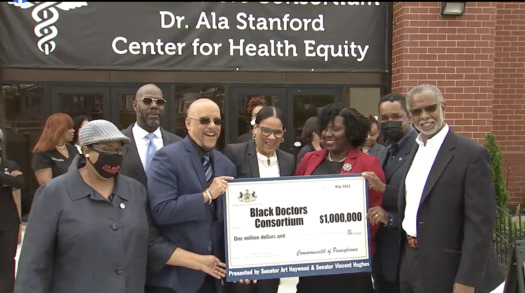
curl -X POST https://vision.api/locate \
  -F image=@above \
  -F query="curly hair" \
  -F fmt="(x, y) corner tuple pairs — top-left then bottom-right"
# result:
(246, 97), (266, 114)
(318, 103), (370, 148)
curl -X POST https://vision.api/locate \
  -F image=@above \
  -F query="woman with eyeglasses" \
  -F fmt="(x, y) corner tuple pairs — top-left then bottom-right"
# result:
(222, 106), (295, 293)
(15, 120), (226, 293)
(294, 103), (384, 293)
(31, 113), (77, 186)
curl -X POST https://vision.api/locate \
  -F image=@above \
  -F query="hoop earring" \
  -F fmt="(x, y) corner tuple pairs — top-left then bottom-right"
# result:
(280, 138), (284, 143)
(252, 133), (256, 139)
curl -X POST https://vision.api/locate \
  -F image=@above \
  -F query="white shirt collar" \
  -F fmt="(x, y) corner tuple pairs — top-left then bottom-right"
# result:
(415, 123), (449, 148)
(132, 123), (161, 140)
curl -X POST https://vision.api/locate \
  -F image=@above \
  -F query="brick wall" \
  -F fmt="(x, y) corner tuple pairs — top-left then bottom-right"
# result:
(392, 2), (525, 205)
(494, 2), (525, 205)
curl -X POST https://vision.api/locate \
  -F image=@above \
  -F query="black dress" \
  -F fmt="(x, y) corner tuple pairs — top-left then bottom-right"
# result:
(31, 143), (77, 179)
(295, 159), (375, 293)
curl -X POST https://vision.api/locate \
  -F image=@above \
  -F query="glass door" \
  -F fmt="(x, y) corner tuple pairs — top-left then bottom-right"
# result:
(51, 86), (110, 121)
(227, 87), (341, 161)
(287, 88), (341, 161)
(228, 87), (287, 150)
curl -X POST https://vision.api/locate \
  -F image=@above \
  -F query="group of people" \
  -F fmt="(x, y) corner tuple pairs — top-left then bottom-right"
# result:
(0, 83), (504, 293)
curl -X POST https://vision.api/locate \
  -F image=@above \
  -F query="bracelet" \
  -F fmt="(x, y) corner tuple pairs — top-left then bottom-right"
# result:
(205, 188), (213, 204)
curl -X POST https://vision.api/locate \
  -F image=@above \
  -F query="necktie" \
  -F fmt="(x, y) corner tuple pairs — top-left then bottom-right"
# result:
(145, 133), (157, 171)
(202, 154), (213, 186)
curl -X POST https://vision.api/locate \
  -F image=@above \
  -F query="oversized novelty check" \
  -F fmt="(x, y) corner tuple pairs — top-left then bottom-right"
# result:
(224, 174), (371, 282)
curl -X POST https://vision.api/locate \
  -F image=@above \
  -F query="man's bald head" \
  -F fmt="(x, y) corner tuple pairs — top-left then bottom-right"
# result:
(185, 98), (222, 151)
(133, 83), (165, 132)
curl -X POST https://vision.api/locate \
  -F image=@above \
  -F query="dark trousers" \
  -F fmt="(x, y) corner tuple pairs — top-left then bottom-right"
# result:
(223, 279), (279, 293)
(145, 275), (218, 293)
(372, 256), (400, 293)
(296, 272), (374, 293)
(373, 272), (400, 293)
(0, 224), (19, 293)
(399, 242), (420, 293)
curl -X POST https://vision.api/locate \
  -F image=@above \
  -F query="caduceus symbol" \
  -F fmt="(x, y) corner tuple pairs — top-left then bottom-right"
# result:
(9, 1), (88, 55)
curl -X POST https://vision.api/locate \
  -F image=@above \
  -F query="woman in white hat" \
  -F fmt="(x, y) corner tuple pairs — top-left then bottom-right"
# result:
(15, 119), (225, 293)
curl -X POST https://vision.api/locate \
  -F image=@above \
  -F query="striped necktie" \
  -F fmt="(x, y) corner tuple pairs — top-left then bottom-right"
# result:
(202, 154), (212, 185)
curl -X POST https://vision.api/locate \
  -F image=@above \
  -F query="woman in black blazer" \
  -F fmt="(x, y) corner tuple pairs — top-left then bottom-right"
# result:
(222, 106), (295, 293)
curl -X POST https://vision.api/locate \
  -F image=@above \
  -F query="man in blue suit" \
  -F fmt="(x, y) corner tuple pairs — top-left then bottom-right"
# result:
(146, 98), (236, 293)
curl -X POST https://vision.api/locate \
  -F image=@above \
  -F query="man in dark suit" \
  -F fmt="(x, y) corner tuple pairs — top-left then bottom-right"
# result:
(120, 83), (181, 186)
(398, 84), (504, 293)
(146, 98), (236, 293)
(364, 93), (418, 293)
(0, 129), (24, 293)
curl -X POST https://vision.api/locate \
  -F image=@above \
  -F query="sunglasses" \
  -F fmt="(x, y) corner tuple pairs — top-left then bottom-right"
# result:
(138, 97), (167, 106)
(189, 117), (223, 126)
(258, 126), (285, 138)
(90, 146), (128, 156)
(409, 103), (439, 116)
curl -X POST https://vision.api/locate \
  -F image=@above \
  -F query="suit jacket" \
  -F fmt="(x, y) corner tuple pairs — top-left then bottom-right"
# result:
(146, 136), (236, 293)
(0, 159), (24, 229)
(367, 142), (385, 157)
(374, 128), (418, 282)
(397, 129), (504, 292)
(223, 140), (295, 178)
(120, 124), (182, 186)
(295, 148), (385, 256)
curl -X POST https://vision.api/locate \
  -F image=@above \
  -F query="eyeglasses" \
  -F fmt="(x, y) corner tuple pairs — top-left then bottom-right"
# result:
(138, 97), (167, 106)
(188, 117), (223, 126)
(258, 126), (285, 138)
(90, 146), (128, 156)
(409, 103), (439, 116)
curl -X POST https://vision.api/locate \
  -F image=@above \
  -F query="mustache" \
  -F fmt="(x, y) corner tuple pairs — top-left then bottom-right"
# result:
(147, 110), (160, 116)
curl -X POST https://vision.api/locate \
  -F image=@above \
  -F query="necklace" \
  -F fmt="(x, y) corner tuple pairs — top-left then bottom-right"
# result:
(56, 144), (66, 149)
(328, 152), (346, 162)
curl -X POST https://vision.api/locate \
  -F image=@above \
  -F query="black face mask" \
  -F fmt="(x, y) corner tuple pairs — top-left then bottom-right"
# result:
(87, 153), (123, 178)
(381, 121), (405, 143)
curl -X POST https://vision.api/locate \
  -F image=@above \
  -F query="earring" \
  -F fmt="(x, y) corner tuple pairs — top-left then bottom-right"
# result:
(252, 133), (256, 139)
(280, 138), (284, 143)
(85, 153), (90, 158)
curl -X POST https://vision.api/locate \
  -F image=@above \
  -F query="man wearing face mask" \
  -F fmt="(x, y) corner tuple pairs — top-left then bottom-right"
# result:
(363, 93), (417, 293)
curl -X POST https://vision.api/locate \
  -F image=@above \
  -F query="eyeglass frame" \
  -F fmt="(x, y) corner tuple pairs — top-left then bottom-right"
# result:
(408, 103), (440, 117)
(187, 117), (224, 126)
(137, 96), (167, 106)
(88, 145), (128, 156)
(257, 125), (286, 138)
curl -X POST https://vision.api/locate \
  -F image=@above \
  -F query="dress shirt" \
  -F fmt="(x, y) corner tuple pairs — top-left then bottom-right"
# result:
(256, 151), (280, 178)
(402, 124), (449, 237)
(132, 124), (163, 171)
